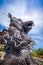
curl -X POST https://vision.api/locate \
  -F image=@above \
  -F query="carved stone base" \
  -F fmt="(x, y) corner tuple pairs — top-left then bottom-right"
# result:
(0, 55), (40, 65)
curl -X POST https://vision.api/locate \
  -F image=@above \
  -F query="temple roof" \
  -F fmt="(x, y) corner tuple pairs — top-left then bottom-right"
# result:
(0, 29), (8, 36)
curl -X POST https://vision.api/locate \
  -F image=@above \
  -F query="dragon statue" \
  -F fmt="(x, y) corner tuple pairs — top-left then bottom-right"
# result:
(0, 13), (40, 65)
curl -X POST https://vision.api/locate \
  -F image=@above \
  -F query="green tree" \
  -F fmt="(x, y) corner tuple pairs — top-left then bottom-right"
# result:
(37, 48), (43, 56)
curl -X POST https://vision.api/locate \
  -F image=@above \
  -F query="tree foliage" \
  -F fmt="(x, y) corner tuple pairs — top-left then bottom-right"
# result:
(36, 48), (43, 56)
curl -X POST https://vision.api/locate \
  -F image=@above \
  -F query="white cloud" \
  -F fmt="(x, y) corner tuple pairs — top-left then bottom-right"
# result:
(30, 35), (43, 41)
(0, 0), (25, 27)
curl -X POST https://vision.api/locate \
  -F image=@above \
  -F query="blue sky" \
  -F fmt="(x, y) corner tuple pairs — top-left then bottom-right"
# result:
(0, 0), (43, 49)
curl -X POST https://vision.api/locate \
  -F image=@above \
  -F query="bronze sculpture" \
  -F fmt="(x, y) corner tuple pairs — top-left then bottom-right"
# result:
(0, 13), (40, 65)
